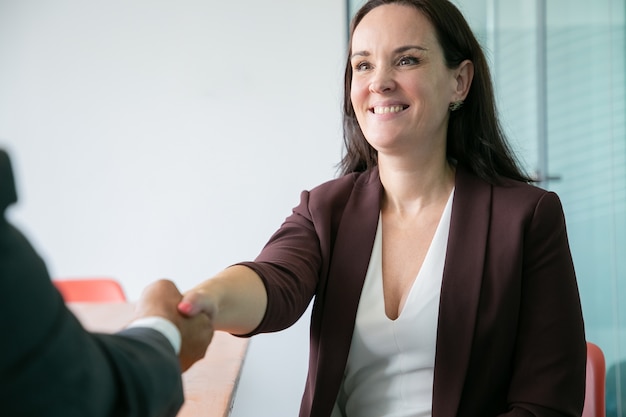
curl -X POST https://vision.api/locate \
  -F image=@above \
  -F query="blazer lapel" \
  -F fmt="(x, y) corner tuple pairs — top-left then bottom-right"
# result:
(313, 168), (382, 413)
(432, 166), (492, 417)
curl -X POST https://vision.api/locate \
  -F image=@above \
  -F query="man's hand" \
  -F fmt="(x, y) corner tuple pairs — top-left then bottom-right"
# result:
(135, 279), (214, 372)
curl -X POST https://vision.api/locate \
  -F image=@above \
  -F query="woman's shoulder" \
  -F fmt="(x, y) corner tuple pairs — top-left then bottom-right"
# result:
(494, 176), (549, 197)
(458, 166), (564, 216)
(459, 165), (553, 201)
(308, 169), (377, 198)
(494, 175), (561, 204)
(300, 169), (380, 217)
(490, 176), (566, 224)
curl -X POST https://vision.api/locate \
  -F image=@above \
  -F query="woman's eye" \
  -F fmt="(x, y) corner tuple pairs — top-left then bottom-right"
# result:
(398, 56), (419, 66)
(354, 61), (371, 72)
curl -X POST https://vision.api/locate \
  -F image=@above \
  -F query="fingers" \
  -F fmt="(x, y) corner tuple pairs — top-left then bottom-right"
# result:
(134, 279), (183, 321)
(137, 280), (217, 372)
(177, 299), (199, 316)
(141, 279), (179, 299)
(178, 290), (217, 319)
(179, 312), (214, 372)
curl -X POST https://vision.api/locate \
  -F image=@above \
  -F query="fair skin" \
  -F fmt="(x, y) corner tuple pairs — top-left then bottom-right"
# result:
(134, 279), (215, 371)
(178, 266), (267, 335)
(350, 4), (473, 319)
(178, 3), (473, 328)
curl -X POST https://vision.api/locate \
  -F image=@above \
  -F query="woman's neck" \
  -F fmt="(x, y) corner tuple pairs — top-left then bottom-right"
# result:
(378, 156), (455, 217)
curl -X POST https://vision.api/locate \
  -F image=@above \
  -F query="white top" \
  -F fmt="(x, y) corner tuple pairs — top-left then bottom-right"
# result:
(332, 189), (454, 417)
(127, 316), (181, 354)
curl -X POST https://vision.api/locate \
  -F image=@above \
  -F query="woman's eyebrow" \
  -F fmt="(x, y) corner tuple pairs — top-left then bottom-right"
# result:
(350, 50), (370, 60)
(395, 45), (429, 54)
(350, 45), (428, 60)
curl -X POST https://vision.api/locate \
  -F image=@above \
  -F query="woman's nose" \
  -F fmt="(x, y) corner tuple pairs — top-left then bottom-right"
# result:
(368, 70), (396, 93)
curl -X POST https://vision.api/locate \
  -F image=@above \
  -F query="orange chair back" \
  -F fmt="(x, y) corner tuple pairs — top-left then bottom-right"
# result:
(582, 342), (606, 417)
(53, 278), (126, 303)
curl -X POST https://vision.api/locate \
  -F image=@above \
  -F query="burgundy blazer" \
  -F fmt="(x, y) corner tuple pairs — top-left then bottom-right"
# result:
(240, 165), (586, 417)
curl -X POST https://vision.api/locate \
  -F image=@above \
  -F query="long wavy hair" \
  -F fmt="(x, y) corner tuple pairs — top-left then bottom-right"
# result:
(339, 0), (531, 183)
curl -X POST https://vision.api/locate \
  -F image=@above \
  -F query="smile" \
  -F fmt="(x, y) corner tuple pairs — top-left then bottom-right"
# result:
(371, 105), (408, 114)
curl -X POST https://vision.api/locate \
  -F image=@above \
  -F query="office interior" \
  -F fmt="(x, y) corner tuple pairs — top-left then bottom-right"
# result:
(1, 0), (624, 415)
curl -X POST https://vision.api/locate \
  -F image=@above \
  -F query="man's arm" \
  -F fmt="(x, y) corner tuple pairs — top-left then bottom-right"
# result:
(0, 148), (214, 416)
(0, 223), (213, 417)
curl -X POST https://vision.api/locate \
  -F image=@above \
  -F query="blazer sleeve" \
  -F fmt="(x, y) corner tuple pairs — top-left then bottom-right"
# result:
(237, 189), (322, 335)
(501, 191), (586, 416)
(0, 221), (184, 417)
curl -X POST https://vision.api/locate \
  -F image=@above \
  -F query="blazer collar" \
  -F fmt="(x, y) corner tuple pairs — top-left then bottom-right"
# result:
(314, 168), (382, 415)
(432, 165), (492, 416)
(314, 166), (491, 416)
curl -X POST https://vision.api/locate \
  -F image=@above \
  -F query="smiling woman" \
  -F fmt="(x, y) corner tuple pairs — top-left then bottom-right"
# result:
(340, 0), (528, 182)
(175, 1), (586, 416)
(347, 5), (472, 170)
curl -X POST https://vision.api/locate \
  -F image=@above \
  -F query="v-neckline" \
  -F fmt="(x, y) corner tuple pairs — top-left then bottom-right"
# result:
(380, 188), (455, 321)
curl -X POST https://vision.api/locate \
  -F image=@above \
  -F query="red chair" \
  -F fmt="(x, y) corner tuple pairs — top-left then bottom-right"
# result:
(582, 342), (606, 417)
(53, 278), (126, 303)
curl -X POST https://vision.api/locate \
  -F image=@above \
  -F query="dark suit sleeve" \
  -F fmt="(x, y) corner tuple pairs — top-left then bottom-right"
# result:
(0, 221), (183, 417)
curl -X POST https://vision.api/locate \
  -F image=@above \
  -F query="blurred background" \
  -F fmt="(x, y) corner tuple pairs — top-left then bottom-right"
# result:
(1, 0), (624, 415)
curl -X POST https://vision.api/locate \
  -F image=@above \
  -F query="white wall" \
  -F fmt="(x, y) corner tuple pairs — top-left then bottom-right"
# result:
(0, 1), (346, 415)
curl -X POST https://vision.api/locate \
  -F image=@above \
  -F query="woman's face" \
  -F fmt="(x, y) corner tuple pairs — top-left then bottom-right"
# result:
(350, 4), (460, 158)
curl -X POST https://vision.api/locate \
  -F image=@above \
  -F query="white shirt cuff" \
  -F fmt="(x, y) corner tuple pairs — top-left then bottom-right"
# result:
(127, 316), (182, 354)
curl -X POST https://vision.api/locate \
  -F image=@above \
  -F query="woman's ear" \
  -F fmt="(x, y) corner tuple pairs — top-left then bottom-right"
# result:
(453, 59), (474, 101)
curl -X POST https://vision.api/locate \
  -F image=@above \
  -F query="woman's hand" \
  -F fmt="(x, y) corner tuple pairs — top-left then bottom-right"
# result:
(177, 265), (268, 335)
(178, 289), (218, 319)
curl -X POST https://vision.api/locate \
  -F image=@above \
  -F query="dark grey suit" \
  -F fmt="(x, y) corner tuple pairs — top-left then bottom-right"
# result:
(0, 149), (184, 416)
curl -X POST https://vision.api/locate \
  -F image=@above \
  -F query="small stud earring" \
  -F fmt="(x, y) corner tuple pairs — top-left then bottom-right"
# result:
(449, 100), (463, 111)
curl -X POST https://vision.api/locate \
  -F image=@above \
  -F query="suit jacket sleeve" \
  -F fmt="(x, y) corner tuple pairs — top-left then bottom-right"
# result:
(0, 221), (184, 417)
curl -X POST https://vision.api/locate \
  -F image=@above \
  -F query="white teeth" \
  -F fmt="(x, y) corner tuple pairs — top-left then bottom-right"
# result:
(373, 105), (405, 114)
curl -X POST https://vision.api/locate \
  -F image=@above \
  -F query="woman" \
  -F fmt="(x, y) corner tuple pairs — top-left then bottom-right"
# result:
(179, 1), (586, 416)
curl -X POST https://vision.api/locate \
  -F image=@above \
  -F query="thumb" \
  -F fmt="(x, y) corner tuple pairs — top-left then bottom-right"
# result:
(178, 290), (217, 318)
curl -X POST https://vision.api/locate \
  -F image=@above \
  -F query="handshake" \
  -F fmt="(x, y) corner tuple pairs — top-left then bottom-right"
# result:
(133, 279), (217, 372)
(134, 264), (264, 372)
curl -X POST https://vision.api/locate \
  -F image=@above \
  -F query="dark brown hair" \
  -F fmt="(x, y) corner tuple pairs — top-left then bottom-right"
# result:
(339, 0), (531, 183)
